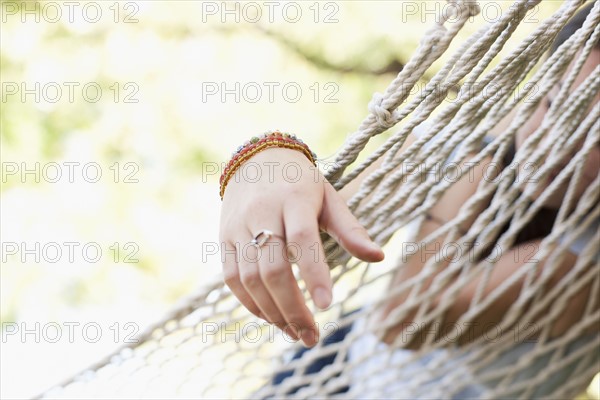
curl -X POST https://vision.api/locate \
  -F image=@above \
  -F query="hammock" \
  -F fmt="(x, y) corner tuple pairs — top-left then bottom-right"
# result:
(40, 1), (600, 398)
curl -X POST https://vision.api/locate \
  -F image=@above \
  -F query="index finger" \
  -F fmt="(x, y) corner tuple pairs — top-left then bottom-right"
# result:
(283, 202), (333, 310)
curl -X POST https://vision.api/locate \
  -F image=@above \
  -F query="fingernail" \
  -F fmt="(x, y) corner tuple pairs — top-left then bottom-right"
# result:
(302, 329), (318, 347)
(283, 324), (300, 341)
(313, 287), (332, 309)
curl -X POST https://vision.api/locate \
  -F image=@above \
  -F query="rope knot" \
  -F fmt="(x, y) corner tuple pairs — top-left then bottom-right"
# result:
(458, 0), (481, 18)
(441, 0), (480, 23)
(421, 23), (446, 48)
(368, 93), (397, 129)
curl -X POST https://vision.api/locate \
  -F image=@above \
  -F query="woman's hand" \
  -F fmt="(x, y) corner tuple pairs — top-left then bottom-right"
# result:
(219, 147), (384, 347)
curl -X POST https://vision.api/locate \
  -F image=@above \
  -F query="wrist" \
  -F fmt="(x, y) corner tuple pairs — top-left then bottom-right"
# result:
(219, 130), (317, 199)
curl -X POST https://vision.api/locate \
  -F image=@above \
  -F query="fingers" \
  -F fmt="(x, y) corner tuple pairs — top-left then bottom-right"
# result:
(283, 202), (333, 311)
(256, 234), (318, 346)
(320, 182), (385, 263)
(237, 241), (289, 332)
(222, 238), (300, 340)
(220, 168), (384, 348)
(221, 241), (263, 319)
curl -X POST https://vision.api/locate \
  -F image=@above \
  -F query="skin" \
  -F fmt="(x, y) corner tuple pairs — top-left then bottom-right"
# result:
(219, 147), (384, 347)
(219, 49), (598, 348)
(517, 48), (600, 208)
(373, 155), (594, 347)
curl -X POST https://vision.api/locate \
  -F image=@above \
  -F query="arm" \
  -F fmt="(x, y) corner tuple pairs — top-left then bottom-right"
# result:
(375, 153), (595, 347)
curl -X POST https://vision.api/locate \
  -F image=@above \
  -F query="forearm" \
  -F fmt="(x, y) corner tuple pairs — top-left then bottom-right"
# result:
(381, 218), (592, 348)
(440, 242), (594, 342)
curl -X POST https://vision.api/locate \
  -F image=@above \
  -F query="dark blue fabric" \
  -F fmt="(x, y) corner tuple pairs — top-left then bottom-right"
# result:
(271, 319), (354, 395)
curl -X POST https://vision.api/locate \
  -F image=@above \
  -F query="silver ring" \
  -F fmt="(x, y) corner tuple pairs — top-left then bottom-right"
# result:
(250, 229), (277, 248)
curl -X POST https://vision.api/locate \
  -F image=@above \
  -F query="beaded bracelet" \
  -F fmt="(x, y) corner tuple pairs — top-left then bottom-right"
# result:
(219, 130), (317, 200)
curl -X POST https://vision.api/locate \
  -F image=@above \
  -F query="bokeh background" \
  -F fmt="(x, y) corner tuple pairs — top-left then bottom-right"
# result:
(1, 1), (597, 398)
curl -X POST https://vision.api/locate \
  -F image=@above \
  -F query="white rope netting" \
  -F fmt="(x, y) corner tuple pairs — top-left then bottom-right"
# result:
(40, 1), (600, 399)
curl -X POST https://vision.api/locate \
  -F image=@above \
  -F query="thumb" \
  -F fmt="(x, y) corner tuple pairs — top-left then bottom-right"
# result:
(320, 182), (385, 263)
